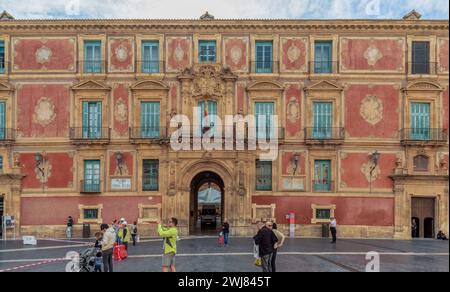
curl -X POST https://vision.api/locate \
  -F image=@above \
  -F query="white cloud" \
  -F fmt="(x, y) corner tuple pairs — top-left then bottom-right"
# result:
(0, 0), (448, 19)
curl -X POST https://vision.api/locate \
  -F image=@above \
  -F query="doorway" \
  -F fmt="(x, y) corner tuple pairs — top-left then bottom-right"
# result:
(411, 197), (435, 239)
(189, 171), (224, 235)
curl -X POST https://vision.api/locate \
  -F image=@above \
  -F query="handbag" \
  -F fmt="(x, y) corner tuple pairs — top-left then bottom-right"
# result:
(254, 258), (262, 267)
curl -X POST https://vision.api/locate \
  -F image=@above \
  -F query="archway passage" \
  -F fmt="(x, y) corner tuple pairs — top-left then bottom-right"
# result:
(411, 197), (435, 239)
(190, 171), (224, 235)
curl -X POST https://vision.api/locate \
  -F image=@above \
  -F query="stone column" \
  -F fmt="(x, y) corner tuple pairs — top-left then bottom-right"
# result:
(222, 70), (237, 116)
(393, 180), (409, 239)
(178, 69), (193, 121)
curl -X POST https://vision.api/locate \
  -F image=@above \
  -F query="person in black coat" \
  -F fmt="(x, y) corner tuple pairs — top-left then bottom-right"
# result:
(253, 221), (278, 272)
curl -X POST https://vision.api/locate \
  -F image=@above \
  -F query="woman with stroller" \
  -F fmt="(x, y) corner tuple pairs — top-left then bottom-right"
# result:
(100, 224), (116, 272)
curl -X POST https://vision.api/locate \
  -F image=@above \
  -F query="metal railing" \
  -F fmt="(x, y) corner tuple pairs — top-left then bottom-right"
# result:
(80, 180), (101, 193)
(137, 60), (164, 74)
(0, 128), (15, 143)
(408, 62), (438, 75)
(305, 127), (345, 142)
(400, 128), (447, 143)
(70, 127), (111, 141)
(187, 125), (285, 141)
(80, 60), (106, 74)
(309, 61), (339, 74)
(312, 180), (334, 192)
(250, 61), (280, 74)
(129, 127), (168, 141)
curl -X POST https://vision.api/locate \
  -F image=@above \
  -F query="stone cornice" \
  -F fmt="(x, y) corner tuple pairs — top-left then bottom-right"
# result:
(390, 174), (449, 183)
(0, 19), (448, 33)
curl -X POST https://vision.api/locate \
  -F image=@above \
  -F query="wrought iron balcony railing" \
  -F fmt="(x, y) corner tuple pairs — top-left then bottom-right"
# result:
(400, 128), (447, 144)
(250, 61), (280, 74)
(80, 180), (101, 193)
(70, 127), (111, 143)
(136, 61), (164, 74)
(129, 127), (169, 142)
(310, 61), (339, 74)
(80, 60), (107, 74)
(312, 180), (334, 193)
(408, 62), (438, 75)
(305, 127), (345, 144)
(0, 128), (15, 143)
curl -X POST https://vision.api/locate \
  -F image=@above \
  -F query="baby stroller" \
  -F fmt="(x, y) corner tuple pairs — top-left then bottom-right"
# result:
(78, 247), (97, 272)
(217, 232), (225, 247)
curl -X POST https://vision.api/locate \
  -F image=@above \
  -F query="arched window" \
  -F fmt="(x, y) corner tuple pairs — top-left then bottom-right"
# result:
(414, 155), (429, 172)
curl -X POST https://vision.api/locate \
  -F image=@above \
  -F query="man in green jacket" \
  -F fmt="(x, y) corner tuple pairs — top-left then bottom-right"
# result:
(157, 217), (178, 272)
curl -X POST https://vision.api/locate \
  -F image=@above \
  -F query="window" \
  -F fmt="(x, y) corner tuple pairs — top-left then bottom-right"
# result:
(142, 41), (160, 73)
(0, 156), (3, 173)
(143, 160), (159, 191)
(412, 41), (430, 74)
(197, 100), (217, 135)
(199, 40), (216, 63)
(256, 160), (272, 191)
(141, 102), (160, 138)
(0, 41), (4, 73)
(314, 160), (332, 192)
(410, 102), (430, 140)
(0, 101), (5, 140)
(313, 102), (332, 139)
(414, 155), (429, 172)
(316, 209), (331, 220)
(84, 41), (102, 73)
(83, 160), (101, 192)
(83, 209), (99, 220)
(82, 101), (102, 139)
(314, 41), (332, 73)
(255, 41), (273, 73)
(255, 102), (274, 140)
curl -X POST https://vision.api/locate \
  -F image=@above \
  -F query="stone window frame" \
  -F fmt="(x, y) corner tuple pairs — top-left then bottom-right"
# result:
(311, 204), (336, 224)
(193, 34), (222, 65)
(413, 154), (430, 173)
(136, 34), (165, 76)
(407, 35), (437, 77)
(309, 34), (339, 77)
(250, 34), (280, 76)
(0, 35), (9, 75)
(251, 203), (276, 223)
(78, 204), (103, 224)
(77, 34), (107, 77)
(138, 203), (162, 224)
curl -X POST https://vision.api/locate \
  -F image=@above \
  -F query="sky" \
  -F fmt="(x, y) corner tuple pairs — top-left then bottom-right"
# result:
(0, 0), (448, 20)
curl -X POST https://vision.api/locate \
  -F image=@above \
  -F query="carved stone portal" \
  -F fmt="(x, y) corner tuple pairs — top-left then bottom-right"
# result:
(190, 64), (228, 98)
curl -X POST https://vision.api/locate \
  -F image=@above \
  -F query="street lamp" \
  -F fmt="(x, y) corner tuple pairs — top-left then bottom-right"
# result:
(292, 153), (300, 175)
(35, 153), (47, 192)
(116, 152), (124, 176)
(369, 151), (381, 193)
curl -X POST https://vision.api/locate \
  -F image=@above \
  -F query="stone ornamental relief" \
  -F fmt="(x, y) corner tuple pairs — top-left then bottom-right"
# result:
(360, 95), (383, 126)
(33, 97), (56, 126)
(287, 96), (300, 123)
(364, 45), (383, 66)
(36, 46), (53, 64)
(114, 98), (128, 122)
(174, 43), (185, 63)
(287, 44), (301, 63)
(191, 64), (226, 98)
(230, 45), (243, 65)
(115, 44), (129, 62)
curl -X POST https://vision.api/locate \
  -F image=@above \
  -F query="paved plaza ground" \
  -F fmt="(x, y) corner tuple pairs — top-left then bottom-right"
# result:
(0, 236), (448, 272)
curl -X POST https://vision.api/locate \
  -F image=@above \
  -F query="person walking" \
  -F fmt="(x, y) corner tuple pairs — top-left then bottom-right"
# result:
(66, 216), (74, 239)
(130, 221), (138, 246)
(100, 223), (116, 272)
(157, 218), (179, 272)
(222, 219), (230, 247)
(268, 222), (285, 273)
(118, 221), (131, 250)
(330, 217), (337, 244)
(253, 220), (278, 273)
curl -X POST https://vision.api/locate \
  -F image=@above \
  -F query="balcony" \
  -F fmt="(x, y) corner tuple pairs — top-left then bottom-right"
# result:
(408, 62), (437, 75)
(250, 61), (280, 74)
(129, 127), (169, 144)
(0, 128), (15, 145)
(136, 61), (164, 74)
(309, 61), (339, 75)
(305, 127), (345, 145)
(80, 180), (101, 193)
(80, 60), (106, 74)
(0, 58), (5, 74)
(312, 180), (334, 193)
(400, 128), (448, 146)
(70, 127), (111, 145)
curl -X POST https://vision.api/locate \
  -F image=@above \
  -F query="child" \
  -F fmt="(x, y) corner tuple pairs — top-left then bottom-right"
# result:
(94, 232), (103, 250)
(94, 251), (103, 272)
(218, 231), (225, 247)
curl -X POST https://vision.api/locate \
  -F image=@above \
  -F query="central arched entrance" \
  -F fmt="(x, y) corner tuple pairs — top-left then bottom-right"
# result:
(190, 171), (224, 235)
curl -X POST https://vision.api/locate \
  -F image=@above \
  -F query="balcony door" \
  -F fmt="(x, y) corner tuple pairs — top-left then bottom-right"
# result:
(141, 102), (160, 138)
(410, 102), (430, 140)
(84, 41), (102, 73)
(255, 102), (274, 140)
(0, 102), (5, 140)
(82, 101), (102, 139)
(314, 160), (331, 192)
(84, 160), (100, 192)
(313, 102), (332, 139)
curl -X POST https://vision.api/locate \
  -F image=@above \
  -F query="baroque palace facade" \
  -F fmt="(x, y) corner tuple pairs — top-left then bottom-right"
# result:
(0, 11), (448, 239)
